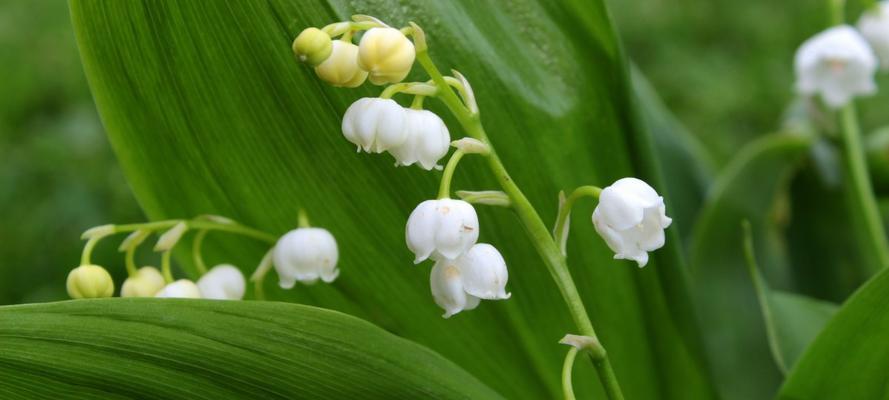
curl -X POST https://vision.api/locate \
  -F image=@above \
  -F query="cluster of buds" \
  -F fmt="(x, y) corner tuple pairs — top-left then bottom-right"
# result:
(66, 213), (339, 301)
(794, 2), (889, 108)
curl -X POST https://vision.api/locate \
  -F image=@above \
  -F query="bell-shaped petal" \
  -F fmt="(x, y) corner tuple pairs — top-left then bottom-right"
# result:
(389, 109), (450, 170)
(273, 227), (339, 288)
(592, 178), (672, 267)
(430, 261), (472, 318)
(155, 279), (202, 299)
(406, 199), (479, 263)
(342, 97), (408, 153)
(315, 40), (368, 88)
(794, 25), (877, 108)
(121, 266), (166, 297)
(66, 265), (114, 299)
(197, 264), (246, 300)
(358, 27), (416, 85)
(456, 243), (511, 300)
(858, 2), (889, 70)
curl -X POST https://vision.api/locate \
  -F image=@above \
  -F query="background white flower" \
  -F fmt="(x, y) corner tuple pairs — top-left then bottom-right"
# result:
(858, 1), (889, 70)
(121, 266), (165, 297)
(197, 264), (246, 300)
(273, 227), (339, 288)
(794, 25), (877, 108)
(342, 97), (408, 153)
(389, 108), (451, 170)
(592, 178), (672, 267)
(155, 279), (202, 299)
(406, 199), (479, 263)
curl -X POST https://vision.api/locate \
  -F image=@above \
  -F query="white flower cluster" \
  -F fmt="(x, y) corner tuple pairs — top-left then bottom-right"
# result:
(794, 5), (889, 108)
(67, 263), (247, 300)
(406, 199), (510, 318)
(342, 97), (450, 170)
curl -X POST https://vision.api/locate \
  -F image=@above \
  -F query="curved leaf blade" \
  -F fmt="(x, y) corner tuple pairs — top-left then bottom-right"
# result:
(0, 299), (502, 399)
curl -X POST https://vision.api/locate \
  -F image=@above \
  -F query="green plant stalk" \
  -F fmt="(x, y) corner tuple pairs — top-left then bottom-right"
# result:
(438, 149), (466, 199)
(562, 347), (579, 400)
(192, 230), (209, 275)
(553, 186), (603, 249)
(417, 50), (625, 400)
(840, 104), (889, 274)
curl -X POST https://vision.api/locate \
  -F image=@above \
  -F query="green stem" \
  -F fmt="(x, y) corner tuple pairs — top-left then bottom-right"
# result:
(298, 210), (311, 228)
(417, 50), (624, 399)
(829, 0), (846, 25)
(192, 230), (209, 275)
(553, 186), (603, 251)
(161, 250), (174, 283)
(841, 104), (889, 273)
(562, 347), (579, 400)
(124, 245), (139, 277)
(80, 236), (102, 266)
(249, 249), (275, 301)
(438, 149), (466, 199)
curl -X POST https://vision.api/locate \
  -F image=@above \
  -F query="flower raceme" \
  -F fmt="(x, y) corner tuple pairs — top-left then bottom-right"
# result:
(273, 227), (340, 288)
(794, 25), (878, 108)
(406, 199), (479, 263)
(197, 264), (246, 300)
(431, 244), (511, 318)
(592, 178), (672, 268)
(858, 1), (889, 70)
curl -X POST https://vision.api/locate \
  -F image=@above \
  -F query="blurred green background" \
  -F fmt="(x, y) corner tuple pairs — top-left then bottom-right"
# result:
(0, 0), (885, 305)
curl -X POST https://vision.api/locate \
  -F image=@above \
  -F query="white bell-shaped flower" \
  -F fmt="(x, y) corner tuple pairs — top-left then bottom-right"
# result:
(314, 40), (368, 88)
(794, 25), (878, 108)
(342, 97), (408, 153)
(389, 109), (450, 170)
(155, 279), (202, 299)
(121, 266), (166, 297)
(358, 27), (416, 85)
(197, 264), (246, 300)
(592, 178), (672, 267)
(858, 2), (889, 70)
(273, 227), (339, 288)
(430, 243), (510, 318)
(406, 199), (479, 263)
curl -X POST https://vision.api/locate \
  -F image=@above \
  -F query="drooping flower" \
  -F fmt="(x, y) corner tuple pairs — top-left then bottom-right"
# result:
(430, 243), (510, 318)
(197, 264), (246, 300)
(794, 25), (878, 108)
(858, 2), (889, 70)
(292, 27), (333, 66)
(155, 279), (202, 299)
(406, 199), (479, 263)
(66, 265), (114, 299)
(314, 40), (368, 88)
(358, 27), (416, 85)
(389, 108), (451, 170)
(592, 178), (672, 267)
(121, 266), (166, 297)
(342, 97), (408, 153)
(273, 228), (339, 288)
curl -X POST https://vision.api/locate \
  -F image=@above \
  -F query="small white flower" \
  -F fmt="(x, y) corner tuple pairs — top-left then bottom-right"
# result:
(430, 243), (510, 318)
(592, 178), (672, 267)
(389, 109), (451, 170)
(121, 266), (166, 297)
(358, 27), (416, 85)
(342, 97), (408, 153)
(314, 40), (368, 88)
(406, 199), (479, 263)
(66, 265), (114, 299)
(858, 2), (889, 70)
(273, 228), (339, 288)
(794, 25), (878, 108)
(155, 279), (202, 299)
(197, 264), (246, 300)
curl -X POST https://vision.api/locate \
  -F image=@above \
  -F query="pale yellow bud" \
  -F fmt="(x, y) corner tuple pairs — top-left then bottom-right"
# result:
(314, 41), (368, 88)
(121, 266), (166, 297)
(293, 27), (333, 67)
(66, 265), (114, 299)
(358, 27), (416, 85)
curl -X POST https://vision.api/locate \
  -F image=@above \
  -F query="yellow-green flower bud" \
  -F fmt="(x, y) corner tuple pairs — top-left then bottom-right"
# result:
(292, 27), (333, 67)
(66, 265), (114, 299)
(358, 27), (416, 85)
(121, 266), (166, 297)
(314, 40), (368, 88)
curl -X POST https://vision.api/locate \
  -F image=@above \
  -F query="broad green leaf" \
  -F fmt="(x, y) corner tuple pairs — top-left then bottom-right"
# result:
(0, 299), (501, 399)
(778, 267), (889, 400)
(690, 134), (812, 400)
(70, 1), (716, 398)
(743, 223), (838, 373)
